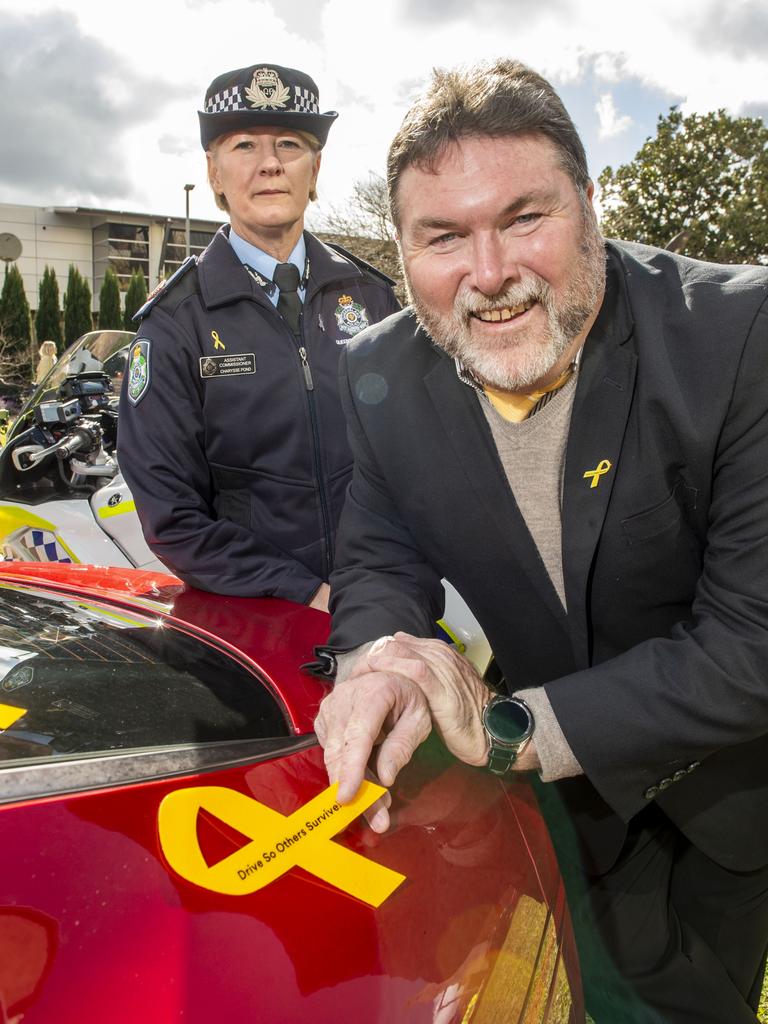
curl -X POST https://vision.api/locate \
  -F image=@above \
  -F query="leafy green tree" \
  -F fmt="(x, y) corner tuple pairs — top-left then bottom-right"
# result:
(98, 266), (122, 330)
(0, 263), (32, 355)
(35, 266), (63, 353)
(598, 107), (768, 264)
(123, 268), (148, 328)
(63, 265), (93, 347)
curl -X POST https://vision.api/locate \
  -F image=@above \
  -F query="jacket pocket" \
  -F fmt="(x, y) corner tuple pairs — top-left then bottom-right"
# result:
(621, 479), (697, 546)
(210, 464), (255, 529)
(212, 486), (252, 529)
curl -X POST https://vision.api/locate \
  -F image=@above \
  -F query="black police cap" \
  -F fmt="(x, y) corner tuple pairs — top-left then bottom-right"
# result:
(198, 63), (338, 149)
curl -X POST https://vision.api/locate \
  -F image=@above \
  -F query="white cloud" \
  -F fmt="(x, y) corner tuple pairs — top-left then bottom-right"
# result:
(592, 52), (627, 84)
(595, 93), (633, 139)
(0, 0), (765, 219)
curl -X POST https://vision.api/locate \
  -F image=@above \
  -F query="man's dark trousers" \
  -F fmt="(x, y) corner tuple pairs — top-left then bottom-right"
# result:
(552, 803), (768, 1022)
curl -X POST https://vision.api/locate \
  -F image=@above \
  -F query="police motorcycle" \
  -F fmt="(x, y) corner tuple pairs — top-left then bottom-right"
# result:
(0, 330), (157, 571)
(0, 329), (491, 669)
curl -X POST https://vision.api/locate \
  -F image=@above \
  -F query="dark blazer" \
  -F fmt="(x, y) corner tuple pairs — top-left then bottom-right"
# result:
(328, 240), (768, 874)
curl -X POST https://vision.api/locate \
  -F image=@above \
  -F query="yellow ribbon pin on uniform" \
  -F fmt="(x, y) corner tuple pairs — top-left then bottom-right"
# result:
(211, 330), (225, 351)
(583, 459), (612, 488)
(158, 781), (405, 908)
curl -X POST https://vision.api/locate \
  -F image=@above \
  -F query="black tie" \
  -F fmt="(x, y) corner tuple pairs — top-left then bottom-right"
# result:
(273, 262), (302, 335)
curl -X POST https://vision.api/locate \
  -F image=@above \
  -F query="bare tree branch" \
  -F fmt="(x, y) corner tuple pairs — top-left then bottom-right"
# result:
(315, 172), (395, 241)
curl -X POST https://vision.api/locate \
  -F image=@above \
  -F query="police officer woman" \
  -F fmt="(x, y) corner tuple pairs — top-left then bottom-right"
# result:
(118, 63), (399, 609)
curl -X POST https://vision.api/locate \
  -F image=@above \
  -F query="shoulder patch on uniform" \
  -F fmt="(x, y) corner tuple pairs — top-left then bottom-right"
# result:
(132, 256), (199, 322)
(127, 338), (151, 405)
(324, 243), (397, 288)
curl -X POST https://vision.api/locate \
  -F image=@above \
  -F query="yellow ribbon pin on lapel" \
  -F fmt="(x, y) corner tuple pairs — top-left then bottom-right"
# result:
(211, 330), (225, 351)
(583, 459), (612, 488)
(158, 781), (405, 908)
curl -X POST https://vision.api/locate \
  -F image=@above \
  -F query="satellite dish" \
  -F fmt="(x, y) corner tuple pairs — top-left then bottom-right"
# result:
(0, 233), (22, 263)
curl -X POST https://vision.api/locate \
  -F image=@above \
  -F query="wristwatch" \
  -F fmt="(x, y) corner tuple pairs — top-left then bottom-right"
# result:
(482, 695), (535, 775)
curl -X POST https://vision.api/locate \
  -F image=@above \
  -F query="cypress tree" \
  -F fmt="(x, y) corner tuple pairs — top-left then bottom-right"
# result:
(98, 266), (122, 330)
(35, 266), (63, 353)
(123, 268), (148, 328)
(0, 263), (32, 355)
(63, 265), (93, 347)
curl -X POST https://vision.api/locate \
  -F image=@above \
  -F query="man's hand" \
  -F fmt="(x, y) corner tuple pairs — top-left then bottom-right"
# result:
(367, 633), (491, 767)
(314, 647), (432, 832)
(314, 632), (539, 835)
(372, 635), (541, 772)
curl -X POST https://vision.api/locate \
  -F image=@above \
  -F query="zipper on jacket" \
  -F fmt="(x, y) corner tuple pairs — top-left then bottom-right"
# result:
(290, 312), (333, 579)
(299, 347), (314, 390)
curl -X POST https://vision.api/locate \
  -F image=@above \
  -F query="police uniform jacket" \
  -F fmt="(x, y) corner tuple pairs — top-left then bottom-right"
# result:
(118, 226), (399, 602)
(327, 240), (768, 875)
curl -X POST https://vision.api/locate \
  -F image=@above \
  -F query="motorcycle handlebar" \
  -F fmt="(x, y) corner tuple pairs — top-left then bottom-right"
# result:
(54, 427), (94, 460)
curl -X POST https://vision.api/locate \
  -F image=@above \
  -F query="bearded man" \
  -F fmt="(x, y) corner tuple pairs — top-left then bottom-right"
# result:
(314, 59), (768, 1023)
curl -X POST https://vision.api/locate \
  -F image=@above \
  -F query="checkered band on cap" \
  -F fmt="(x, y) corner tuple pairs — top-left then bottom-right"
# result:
(205, 86), (244, 113)
(199, 63), (338, 149)
(293, 86), (319, 114)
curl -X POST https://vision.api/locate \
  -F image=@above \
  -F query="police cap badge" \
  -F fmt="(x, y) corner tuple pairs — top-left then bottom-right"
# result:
(199, 63), (338, 149)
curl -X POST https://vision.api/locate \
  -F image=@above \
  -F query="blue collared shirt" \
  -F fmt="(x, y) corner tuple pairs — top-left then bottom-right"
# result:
(228, 227), (306, 307)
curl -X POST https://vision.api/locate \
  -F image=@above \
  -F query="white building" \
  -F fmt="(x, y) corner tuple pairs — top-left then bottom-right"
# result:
(0, 203), (223, 315)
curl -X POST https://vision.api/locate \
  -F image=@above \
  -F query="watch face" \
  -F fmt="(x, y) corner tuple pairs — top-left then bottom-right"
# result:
(485, 699), (531, 743)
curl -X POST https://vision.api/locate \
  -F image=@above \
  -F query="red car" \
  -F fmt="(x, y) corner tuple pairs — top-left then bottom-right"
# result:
(0, 562), (583, 1023)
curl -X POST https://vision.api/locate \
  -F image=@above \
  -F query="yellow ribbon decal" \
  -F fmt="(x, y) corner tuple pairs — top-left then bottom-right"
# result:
(583, 459), (612, 489)
(211, 330), (225, 351)
(0, 702), (27, 730)
(158, 782), (405, 908)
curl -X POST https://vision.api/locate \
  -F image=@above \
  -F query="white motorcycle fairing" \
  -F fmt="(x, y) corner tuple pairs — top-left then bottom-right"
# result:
(0, 473), (163, 573)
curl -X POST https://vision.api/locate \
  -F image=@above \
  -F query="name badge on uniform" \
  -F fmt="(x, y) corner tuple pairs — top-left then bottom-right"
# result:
(199, 354), (256, 378)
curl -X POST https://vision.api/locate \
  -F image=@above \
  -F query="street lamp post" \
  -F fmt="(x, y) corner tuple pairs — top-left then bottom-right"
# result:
(184, 184), (195, 259)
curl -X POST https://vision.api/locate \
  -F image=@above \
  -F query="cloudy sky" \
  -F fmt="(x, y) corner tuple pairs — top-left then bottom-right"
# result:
(0, 0), (766, 228)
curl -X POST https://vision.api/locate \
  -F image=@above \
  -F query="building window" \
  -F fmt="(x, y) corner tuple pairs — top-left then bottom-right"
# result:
(161, 227), (215, 278)
(93, 222), (150, 289)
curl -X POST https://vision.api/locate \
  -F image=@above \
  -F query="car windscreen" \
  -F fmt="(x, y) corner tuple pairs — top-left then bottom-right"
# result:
(0, 584), (290, 765)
